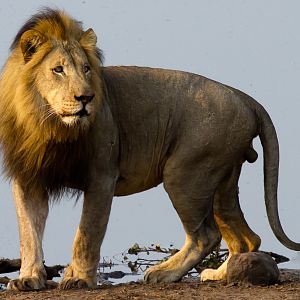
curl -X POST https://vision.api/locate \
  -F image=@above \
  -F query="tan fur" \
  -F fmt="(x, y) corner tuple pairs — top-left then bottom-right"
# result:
(0, 9), (103, 197)
(1, 9), (299, 291)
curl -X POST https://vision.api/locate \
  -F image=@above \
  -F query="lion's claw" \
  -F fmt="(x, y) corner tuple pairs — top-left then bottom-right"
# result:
(58, 278), (92, 290)
(7, 277), (46, 291)
(144, 266), (182, 283)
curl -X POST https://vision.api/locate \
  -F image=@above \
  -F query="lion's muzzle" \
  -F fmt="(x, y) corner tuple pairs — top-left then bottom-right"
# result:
(74, 94), (95, 104)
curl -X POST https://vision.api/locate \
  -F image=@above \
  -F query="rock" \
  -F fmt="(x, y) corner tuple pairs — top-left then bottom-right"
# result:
(226, 252), (280, 285)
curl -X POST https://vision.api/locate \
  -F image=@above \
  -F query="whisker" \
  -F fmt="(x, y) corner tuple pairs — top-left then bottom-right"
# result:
(33, 103), (53, 113)
(40, 108), (57, 126)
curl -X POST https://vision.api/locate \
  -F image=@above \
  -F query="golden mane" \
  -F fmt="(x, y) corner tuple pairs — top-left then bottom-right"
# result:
(0, 8), (103, 198)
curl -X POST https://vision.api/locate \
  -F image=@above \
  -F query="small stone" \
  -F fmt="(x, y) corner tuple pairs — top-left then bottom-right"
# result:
(226, 252), (280, 286)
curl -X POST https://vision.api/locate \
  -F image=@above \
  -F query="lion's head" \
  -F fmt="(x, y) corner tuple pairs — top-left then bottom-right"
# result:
(8, 8), (103, 130)
(0, 8), (103, 194)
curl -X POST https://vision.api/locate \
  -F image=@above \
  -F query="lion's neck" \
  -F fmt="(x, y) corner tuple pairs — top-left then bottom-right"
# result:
(2, 123), (93, 199)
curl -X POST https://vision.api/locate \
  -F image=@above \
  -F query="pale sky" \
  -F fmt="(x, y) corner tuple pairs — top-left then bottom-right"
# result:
(0, 0), (299, 269)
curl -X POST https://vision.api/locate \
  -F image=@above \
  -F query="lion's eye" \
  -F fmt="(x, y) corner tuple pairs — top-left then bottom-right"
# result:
(84, 65), (91, 73)
(53, 66), (64, 73)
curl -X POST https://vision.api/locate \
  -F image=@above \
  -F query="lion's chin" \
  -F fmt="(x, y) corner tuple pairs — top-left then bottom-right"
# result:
(61, 115), (90, 127)
(61, 115), (80, 125)
(59, 107), (92, 127)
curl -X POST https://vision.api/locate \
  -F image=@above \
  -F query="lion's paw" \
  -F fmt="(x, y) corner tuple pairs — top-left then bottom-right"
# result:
(7, 276), (46, 291)
(200, 268), (226, 282)
(144, 265), (182, 283)
(58, 277), (95, 290)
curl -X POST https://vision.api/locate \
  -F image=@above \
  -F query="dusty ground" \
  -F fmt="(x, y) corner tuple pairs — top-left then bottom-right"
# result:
(1, 269), (299, 300)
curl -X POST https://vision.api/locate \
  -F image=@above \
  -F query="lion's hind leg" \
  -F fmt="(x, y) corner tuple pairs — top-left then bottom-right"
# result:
(200, 165), (261, 282)
(144, 161), (224, 283)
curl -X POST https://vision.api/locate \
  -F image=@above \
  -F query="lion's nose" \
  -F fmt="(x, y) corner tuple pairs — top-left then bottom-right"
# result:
(74, 94), (95, 104)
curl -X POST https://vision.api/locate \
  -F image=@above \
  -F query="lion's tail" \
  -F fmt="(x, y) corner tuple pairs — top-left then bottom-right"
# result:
(257, 103), (300, 250)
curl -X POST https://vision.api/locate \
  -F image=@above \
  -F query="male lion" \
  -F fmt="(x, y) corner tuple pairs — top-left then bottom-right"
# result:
(0, 9), (299, 291)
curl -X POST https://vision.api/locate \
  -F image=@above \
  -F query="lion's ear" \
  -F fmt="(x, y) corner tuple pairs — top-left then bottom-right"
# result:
(80, 28), (97, 50)
(20, 29), (46, 62)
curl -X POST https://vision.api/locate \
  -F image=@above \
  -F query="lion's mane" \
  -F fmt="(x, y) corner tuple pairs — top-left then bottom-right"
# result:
(0, 8), (104, 198)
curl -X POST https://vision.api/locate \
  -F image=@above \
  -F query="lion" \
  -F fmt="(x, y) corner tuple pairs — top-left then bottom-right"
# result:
(0, 8), (299, 291)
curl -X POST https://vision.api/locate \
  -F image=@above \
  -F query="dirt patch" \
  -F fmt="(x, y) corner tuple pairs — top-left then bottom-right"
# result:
(1, 269), (299, 300)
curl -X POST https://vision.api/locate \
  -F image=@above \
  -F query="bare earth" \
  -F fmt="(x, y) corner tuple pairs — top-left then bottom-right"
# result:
(1, 269), (299, 300)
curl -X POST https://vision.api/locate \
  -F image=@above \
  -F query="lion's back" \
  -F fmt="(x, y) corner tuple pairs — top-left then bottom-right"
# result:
(103, 66), (258, 196)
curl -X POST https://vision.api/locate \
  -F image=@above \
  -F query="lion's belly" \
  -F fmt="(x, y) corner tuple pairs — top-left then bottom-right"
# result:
(114, 173), (162, 196)
(113, 147), (167, 196)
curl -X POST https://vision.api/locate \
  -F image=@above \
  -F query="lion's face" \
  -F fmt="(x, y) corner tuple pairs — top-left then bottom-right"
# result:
(35, 42), (96, 127)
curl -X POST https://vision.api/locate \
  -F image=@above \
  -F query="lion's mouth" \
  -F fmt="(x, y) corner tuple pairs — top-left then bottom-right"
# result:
(61, 108), (90, 118)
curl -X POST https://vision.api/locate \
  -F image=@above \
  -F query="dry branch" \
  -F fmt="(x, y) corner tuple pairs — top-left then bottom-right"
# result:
(0, 258), (65, 280)
(0, 276), (10, 285)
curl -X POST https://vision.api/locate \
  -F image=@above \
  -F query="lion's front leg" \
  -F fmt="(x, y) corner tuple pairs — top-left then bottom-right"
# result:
(8, 179), (49, 291)
(59, 180), (114, 290)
